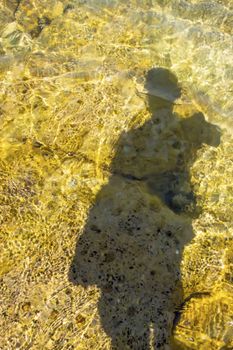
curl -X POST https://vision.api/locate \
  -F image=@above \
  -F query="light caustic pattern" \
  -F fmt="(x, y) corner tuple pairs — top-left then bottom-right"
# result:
(0, 1), (232, 349)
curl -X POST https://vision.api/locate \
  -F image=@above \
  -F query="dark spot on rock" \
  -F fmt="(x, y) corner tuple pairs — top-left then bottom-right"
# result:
(103, 252), (115, 263)
(67, 151), (76, 156)
(38, 16), (51, 29)
(32, 139), (42, 149)
(30, 16), (52, 38)
(103, 284), (113, 293)
(90, 225), (101, 233)
(80, 249), (87, 256)
(63, 4), (75, 13)
(127, 306), (136, 317)
(172, 141), (181, 149)
(165, 231), (172, 237)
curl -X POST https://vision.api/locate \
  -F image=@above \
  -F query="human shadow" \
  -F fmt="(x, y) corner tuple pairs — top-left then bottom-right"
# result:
(69, 68), (221, 349)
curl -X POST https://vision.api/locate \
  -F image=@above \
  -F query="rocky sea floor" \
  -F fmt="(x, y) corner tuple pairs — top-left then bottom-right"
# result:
(0, 1), (233, 349)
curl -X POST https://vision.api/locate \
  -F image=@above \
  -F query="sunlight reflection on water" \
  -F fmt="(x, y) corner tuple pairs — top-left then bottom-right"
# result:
(0, 1), (232, 349)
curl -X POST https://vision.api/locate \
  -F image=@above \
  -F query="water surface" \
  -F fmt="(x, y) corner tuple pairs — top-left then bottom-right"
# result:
(0, 1), (232, 349)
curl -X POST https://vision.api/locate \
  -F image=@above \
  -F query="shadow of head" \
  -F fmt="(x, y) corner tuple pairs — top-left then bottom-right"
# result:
(145, 67), (182, 111)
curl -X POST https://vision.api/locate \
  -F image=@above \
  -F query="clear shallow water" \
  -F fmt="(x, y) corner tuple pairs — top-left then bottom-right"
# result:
(0, 1), (232, 349)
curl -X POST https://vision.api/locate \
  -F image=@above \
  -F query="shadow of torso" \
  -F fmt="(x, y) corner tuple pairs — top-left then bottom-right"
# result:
(69, 70), (221, 350)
